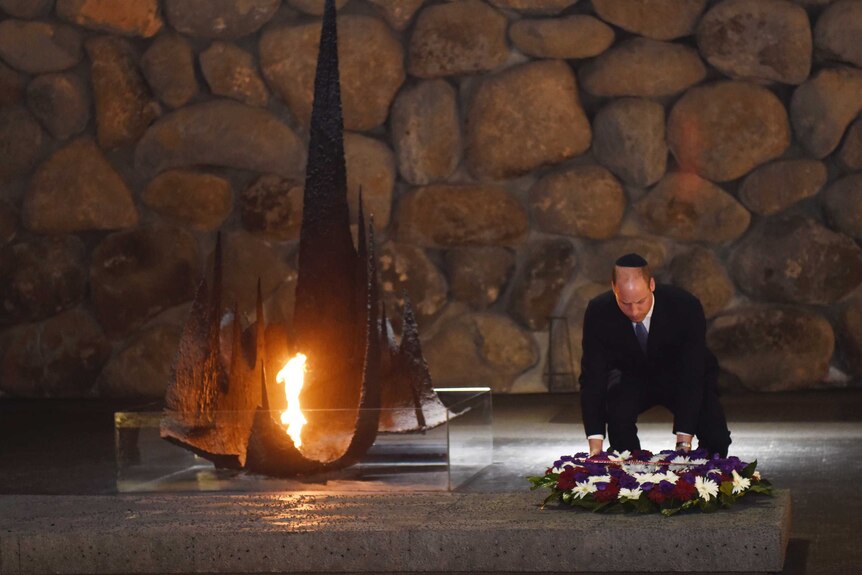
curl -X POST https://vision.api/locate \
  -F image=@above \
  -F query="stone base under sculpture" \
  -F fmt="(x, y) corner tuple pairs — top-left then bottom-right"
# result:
(0, 490), (790, 573)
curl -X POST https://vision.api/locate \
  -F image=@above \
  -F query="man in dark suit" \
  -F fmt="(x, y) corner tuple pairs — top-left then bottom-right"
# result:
(579, 253), (731, 457)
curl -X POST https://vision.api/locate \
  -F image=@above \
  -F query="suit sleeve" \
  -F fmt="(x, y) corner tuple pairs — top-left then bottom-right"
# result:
(673, 298), (708, 434)
(579, 301), (608, 437)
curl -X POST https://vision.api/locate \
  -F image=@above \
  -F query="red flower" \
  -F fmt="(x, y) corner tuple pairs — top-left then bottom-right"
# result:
(594, 483), (620, 503)
(556, 468), (577, 491)
(671, 479), (697, 501)
(647, 489), (667, 504)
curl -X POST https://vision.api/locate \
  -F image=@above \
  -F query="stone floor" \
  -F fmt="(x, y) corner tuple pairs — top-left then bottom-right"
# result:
(0, 390), (860, 574)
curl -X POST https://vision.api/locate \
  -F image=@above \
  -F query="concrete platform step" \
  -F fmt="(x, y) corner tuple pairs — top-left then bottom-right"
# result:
(0, 490), (790, 573)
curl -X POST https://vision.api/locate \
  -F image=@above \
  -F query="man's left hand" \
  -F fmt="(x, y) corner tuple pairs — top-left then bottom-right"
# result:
(675, 432), (693, 452)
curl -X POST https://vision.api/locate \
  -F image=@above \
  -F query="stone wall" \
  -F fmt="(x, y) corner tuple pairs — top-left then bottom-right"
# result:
(1, 0), (861, 398)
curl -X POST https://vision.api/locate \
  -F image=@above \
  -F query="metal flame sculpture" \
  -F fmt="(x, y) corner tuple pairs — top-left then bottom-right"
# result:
(160, 0), (447, 476)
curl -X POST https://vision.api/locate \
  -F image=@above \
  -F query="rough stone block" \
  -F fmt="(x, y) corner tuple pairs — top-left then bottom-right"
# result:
(0, 490), (790, 573)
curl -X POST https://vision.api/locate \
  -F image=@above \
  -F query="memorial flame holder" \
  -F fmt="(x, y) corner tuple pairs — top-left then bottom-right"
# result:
(116, 387), (492, 493)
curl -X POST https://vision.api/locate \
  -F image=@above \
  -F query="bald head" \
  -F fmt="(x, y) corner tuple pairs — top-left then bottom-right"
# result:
(611, 254), (655, 323)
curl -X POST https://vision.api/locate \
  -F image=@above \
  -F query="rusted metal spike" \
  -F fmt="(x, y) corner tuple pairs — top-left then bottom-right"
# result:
(259, 359), (270, 411)
(399, 292), (428, 429)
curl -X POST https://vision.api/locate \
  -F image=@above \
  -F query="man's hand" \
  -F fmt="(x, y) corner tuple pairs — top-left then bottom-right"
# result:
(588, 437), (603, 456)
(675, 432), (693, 453)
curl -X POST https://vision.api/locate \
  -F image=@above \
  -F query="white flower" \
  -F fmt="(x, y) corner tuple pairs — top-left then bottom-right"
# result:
(607, 451), (630, 461)
(731, 470), (751, 494)
(618, 487), (643, 500)
(752, 470), (761, 481)
(695, 476), (719, 501)
(587, 474), (611, 484)
(635, 472), (663, 485)
(572, 481), (597, 499)
(707, 468), (723, 477)
(690, 458), (708, 465)
(661, 470), (679, 483)
(670, 455), (691, 465)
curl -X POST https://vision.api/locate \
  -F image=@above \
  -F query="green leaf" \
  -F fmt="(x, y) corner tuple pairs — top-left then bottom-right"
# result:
(719, 481), (734, 496)
(748, 483), (773, 495)
(742, 460), (757, 478)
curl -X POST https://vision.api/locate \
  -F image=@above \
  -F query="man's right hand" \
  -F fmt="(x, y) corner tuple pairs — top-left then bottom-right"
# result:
(588, 437), (603, 456)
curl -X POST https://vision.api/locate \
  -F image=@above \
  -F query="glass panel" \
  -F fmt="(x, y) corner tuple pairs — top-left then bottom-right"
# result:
(115, 387), (492, 493)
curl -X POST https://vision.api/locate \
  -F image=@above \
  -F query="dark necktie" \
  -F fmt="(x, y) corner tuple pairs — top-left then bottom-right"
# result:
(635, 321), (648, 355)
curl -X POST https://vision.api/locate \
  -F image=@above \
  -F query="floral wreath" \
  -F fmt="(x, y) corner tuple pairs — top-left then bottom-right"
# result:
(528, 448), (772, 516)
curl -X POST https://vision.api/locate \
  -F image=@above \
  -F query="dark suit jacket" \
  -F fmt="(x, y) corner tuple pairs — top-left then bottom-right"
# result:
(579, 284), (719, 437)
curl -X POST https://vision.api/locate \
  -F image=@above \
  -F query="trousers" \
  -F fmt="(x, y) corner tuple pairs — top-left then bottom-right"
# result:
(604, 370), (732, 457)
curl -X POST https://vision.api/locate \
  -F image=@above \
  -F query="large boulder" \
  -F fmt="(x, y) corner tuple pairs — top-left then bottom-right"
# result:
(0, 235), (87, 325)
(0, 105), (48, 183)
(286, 0), (351, 15)
(445, 247), (515, 309)
(142, 170), (233, 231)
(163, 0), (279, 39)
(85, 36), (160, 149)
(0, 60), (24, 106)
(134, 100), (305, 178)
(240, 175), (304, 240)
(260, 15), (404, 130)
(790, 66), (862, 158)
(98, 324), (183, 398)
(738, 159), (827, 215)
(0, 0), (52, 18)
(212, 231), (291, 313)
(839, 294), (862, 377)
(0, 201), (15, 246)
(592, 98), (666, 187)
(394, 184), (528, 247)
(366, 0), (425, 30)
(408, 0), (508, 78)
(822, 173), (862, 239)
(510, 15), (614, 59)
(707, 307), (834, 391)
(635, 172), (751, 244)
(696, 0), (812, 84)
(378, 242), (447, 328)
(839, 117), (862, 170)
(140, 33), (198, 109)
(423, 311), (538, 393)
(564, 282), (608, 380)
(579, 38), (706, 97)
(731, 214), (862, 304)
(579, 236), (668, 282)
(24, 138), (139, 233)
(466, 60), (591, 180)
(487, 0), (579, 14)
(90, 227), (200, 337)
(814, 0), (862, 68)
(200, 42), (269, 108)
(668, 81), (790, 182)
(592, 0), (707, 40)
(0, 20), (82, 74)
(669, 247), (733, 319)
(345, 132), (396, 233)
(56, 0), (163, 37)
(0, 308), (111, 397)
(25, 72), (90, 140)
(530, 165), (626, 240)
(391, 79), (461, 186)
(508, 239), (577, 331)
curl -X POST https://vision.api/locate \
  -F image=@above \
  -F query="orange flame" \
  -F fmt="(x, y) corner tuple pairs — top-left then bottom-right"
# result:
(277, 353), (307, 448)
